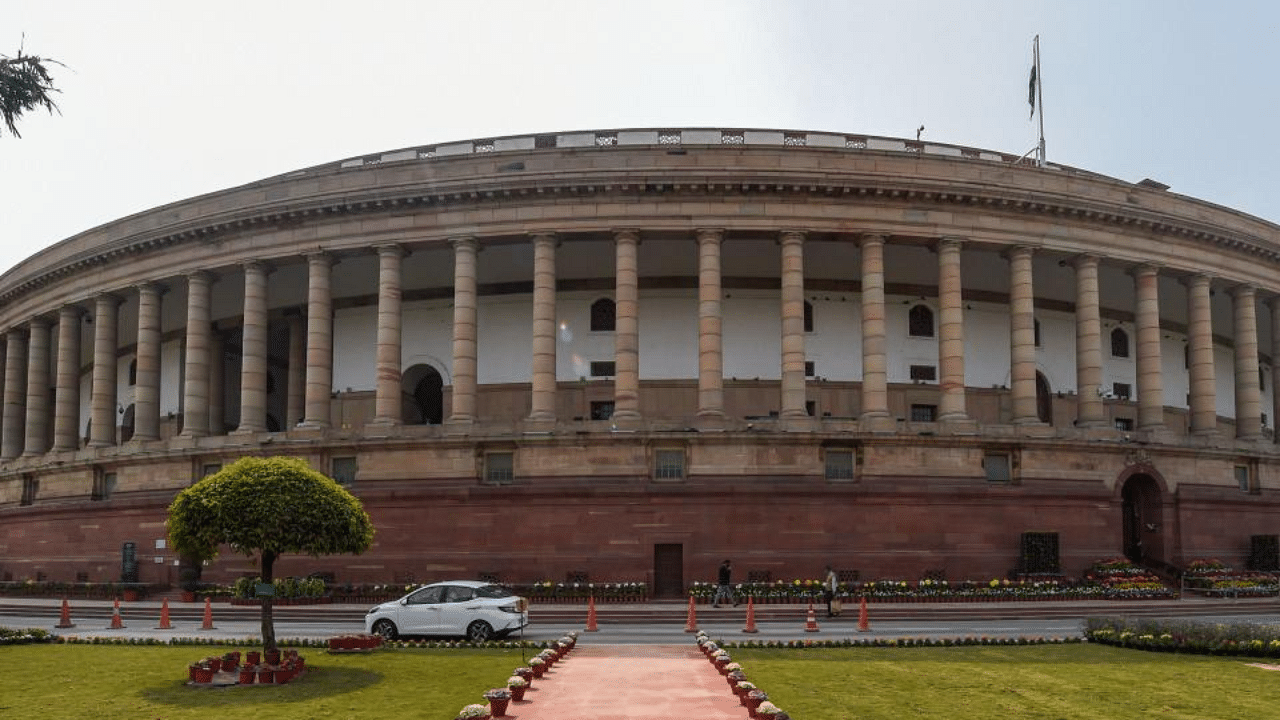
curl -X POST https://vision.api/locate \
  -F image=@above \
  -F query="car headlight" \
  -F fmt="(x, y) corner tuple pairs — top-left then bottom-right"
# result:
(498, 604), (523, 613)
(367, 607), (380, 615)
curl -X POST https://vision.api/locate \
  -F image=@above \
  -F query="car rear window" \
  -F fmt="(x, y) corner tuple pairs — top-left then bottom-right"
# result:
(474, 584), (514, 599)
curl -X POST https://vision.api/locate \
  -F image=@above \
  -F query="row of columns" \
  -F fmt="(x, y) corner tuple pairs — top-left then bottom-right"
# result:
(0, 232), (1274, 458)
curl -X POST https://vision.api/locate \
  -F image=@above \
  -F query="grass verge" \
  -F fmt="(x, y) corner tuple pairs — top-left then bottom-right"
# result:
(736, 643), (1280, 720)
(0, 643), (529, 719)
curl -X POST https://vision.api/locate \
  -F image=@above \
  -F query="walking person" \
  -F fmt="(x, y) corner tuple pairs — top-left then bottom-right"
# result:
(712, 559), (738, 607)
(824, 565), (840, 617)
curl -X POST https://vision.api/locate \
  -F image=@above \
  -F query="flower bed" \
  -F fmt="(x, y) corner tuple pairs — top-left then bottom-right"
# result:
(185, 648), (306, 687)
(327, 633), (382, 652)
(1182, 558), (1279, 597)
(1085, 617), (1280, 657)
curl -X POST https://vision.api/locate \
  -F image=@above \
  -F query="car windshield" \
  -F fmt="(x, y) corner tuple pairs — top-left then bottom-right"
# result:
(474, 584), (514, 599)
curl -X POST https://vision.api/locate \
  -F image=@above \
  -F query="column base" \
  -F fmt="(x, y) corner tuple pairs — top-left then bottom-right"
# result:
(694, 412), (727, 432)
(859, 414), (898, 433)
(522, 417), (556, 434)
(444, 417), (474, 437)
(938, 417), (979, 435)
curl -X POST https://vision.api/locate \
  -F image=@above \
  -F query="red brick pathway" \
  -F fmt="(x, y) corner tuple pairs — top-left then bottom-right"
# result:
(499, 644), (747, 719)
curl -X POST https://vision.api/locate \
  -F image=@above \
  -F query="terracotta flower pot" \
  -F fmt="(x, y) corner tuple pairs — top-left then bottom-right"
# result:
(265, 649), (281, 665)
(510, 686), (526, 702)
(257, 668), (275, 684)
(488, 697), (510, 717)
(247, 651), (262, 665)
(239, 668), (256, 685)
(192, 666), (214, 684)
(208, 658), (222, 673)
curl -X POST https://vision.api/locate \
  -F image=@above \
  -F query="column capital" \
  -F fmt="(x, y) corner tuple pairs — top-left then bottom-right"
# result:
(1071, 253), (1100, 270)
(1128, 262), (1160, 278)
(26, 316), (51, 330)
(242, 259), (275, 275)
(529, 231), (559, 247)
(373, 243), (406, 259)
(695, 228), (724, 244)
(778, 229), (807, 245)
(185, 270), (216, 284)
(1003, 245), (1036, 261)
(613, 228), (641, 244)
(937, 236), (965, 251)
(1232, 283), (1257, 300)
(93, 292), (123, 309)
(1181, 272), (1214, 288)
(58, 304), (85, 321)
(303, 250), (334, 267)
(859, 232), (888, 246)
(134, 281), (169, 297)
(450, 235), (478, 251)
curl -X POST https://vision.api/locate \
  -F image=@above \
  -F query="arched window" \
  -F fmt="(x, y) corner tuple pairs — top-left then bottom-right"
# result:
(1111, 328), (1130, 358)
(401, 364), (444, 425)
(803, 301), (813, 333)
(908, 304), (934, 338)
(590, 298), (616, 332)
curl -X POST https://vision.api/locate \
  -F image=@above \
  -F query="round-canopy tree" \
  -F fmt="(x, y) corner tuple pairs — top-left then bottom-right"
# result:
(167, 456), (375, 651)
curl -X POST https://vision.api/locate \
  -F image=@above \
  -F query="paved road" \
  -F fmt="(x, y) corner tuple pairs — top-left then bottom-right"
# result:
(3, 596), (1276, 645)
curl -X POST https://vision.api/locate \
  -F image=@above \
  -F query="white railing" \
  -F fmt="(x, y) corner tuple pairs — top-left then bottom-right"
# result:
(330, 127), (1066, 174)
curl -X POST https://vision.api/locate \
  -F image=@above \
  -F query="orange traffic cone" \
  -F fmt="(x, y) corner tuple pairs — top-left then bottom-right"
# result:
(857, 596), (870, 632)
(200, 596), (215, 630)
(156, 598), (173, 630)
(584, 595), (599, 632)
(803, 600), (820, 632)
(109, 598), (126, 629)
(683, 595), (699, 633)
(742, 596), (759, 633)
(55, 598), (75, 629)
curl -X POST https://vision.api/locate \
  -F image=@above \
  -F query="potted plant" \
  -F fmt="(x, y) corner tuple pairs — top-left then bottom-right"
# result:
(754, 699), (783, 717)
(455, 704), (491, 720)
(529, 657), (545, 678)
(483, 688), (512, 717)
(507, 675), (528, 702)
(179, 567), (200, 603)
(238, 664), (256, 685)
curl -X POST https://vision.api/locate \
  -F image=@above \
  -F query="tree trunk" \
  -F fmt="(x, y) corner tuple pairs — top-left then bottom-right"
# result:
(261, 550), (277, 653)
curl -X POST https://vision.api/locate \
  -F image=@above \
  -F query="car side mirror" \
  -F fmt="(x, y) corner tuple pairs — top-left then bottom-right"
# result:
(400, 598), (409, 606)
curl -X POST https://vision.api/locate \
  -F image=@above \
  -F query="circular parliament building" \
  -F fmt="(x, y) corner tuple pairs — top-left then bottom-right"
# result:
(1, 127), (1278, 595)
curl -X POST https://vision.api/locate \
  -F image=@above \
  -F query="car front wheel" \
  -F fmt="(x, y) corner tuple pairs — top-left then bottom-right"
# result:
(467, 620), (493, 642)
(372, 619), (398, 641)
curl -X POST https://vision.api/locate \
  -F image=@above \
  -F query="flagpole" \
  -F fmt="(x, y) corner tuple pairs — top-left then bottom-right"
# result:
(1034, 35), (1045, 167)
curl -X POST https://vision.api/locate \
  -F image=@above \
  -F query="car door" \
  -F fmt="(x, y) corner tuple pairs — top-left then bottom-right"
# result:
(397, 585), (445, 635)
(437, 584), (478, 635)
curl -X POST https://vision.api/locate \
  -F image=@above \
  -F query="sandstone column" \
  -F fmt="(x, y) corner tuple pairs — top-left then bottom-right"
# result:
(1185, 274), (1216, 435)
(448, 237), (478, 427)
(779, 230), (808, 419)
(1271, 297), (1280, 445)
(301, 252), (334, 429)
(90, 294), (121, 446)
(696, 229), (725, 423)
(1008, 247), (1040, 424)
(613, 229), (642, 423)
(22, 318), (50, 456)
(132, 284), (163, 442)
(937, 237), (969, 422)
(527, 233), (557, 425)
(286, 311), (305, 428)
(1233, 285), (1262, 439)
(235, 262), (271, 434)
(1133, 264), (1165, 430)
(179, 272), (212, 438)
(53, 305), (83, 450)
(1, 330), (27, 459)
(1073, 254), (1105, 427)
(860, 234), (890, 425)
(371, 245), (404, 426)
(208, 330), (225, 435)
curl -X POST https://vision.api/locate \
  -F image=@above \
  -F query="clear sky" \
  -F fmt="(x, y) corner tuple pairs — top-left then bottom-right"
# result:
(4, 0), (1278, 276)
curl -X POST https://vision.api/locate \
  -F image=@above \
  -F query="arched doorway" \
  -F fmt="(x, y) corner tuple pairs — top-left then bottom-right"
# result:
(1121, 474), (1163, 565)
(1035, 371), (1052, 424)
(401, 364), (444, 425)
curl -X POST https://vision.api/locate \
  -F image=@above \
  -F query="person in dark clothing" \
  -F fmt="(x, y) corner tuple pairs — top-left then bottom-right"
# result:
(712, 559), (737, 607)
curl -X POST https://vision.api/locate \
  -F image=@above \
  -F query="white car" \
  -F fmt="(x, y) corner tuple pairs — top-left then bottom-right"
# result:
(365, 580), (529, 642)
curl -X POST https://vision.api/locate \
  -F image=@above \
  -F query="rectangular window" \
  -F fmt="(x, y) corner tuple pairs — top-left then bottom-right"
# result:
(590, 401), (615, 421)
(20, 476), (38, 505)
(202, 463), (222, 477)
(805, 400), (816, 417)
(1112, 382), (1131, 400)
(804, 361), (815, 377)
(825, 450), (855, 481)
(1114, 417), (1134, 431)
(910, 404), (937, 422)
(1235, 465), (1257, 494)
(91, 471), (117, 501)
(909, 364), (937, 382)
(653, 449), (686, 481)
(484, 452), (514, 485)
(589, 361), (616, 377)
(984, 454), (1011, 483)
(331, 457), (357, 486)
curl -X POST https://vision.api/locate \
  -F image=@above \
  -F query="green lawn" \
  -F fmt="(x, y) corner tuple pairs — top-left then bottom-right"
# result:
(0, 643), (525, 719)
(736, 644), (1280, 720)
